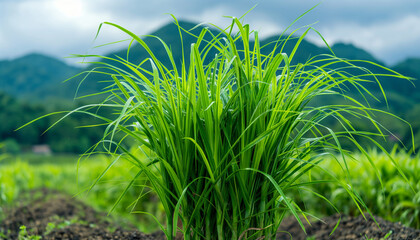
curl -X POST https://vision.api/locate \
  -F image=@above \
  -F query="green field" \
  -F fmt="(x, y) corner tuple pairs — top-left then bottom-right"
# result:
(1, 149), (418, 232)
(0, 151), (164, 233)
(294, 149), (420, 229)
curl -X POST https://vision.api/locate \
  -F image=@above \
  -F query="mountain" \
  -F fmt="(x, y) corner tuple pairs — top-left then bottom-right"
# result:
(0, 53), (81, 100)
(393, 58), (420, 89)
(393, 58), (420, 76)
(331, 43), (382, 64)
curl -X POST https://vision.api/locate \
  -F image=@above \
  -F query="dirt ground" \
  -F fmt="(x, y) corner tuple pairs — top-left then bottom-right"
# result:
(277, 214), (420, 240)
(1, 188), (419, 239)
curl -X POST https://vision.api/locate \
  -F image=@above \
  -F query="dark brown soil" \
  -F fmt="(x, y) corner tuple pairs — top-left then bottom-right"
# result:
(0, 188), (165, 240)
(277, 214), (420, 240)
(1, 188), (419, 239)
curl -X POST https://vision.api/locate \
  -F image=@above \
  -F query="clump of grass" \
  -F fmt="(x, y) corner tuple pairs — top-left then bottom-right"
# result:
(28, 12), (412, 239)
(17, 225), (41, 240)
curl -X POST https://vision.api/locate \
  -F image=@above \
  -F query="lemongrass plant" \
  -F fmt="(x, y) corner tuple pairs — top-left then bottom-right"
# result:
(41, 14), (412, 239)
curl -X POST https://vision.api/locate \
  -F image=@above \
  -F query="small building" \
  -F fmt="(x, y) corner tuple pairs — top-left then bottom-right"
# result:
(32, 144), (52, 155)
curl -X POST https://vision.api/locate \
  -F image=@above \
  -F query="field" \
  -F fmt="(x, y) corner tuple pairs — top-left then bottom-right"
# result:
(0, 152), (164, 233)
(0, 149), (419, 239)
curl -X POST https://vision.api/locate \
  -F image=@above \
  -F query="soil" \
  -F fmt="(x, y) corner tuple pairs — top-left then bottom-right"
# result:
(1, 188), (419, 240)
(277, 214), (420, 240)
(0, 188), (165, 240)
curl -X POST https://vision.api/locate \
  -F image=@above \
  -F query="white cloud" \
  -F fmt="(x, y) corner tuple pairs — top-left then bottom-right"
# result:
(0, 0), (167, 64)
(1, 0), (420, 66)
(307, 14), (420, 65)
(248, 20), (282, 39)
(0, 0), (104, 61)
(181, 5), (283, 40)
(189, 5), (236, 26)
(50, 0), (85, 21)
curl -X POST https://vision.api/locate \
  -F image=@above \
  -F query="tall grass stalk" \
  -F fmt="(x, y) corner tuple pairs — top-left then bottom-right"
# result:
(27, 14), (412, 239)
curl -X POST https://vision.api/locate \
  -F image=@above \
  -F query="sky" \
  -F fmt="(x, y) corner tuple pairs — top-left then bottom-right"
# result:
(1, 0), (420, 66)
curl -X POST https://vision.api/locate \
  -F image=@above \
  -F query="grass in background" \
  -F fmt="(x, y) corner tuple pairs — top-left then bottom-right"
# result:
(295, 148), (419, 229)
(20, 11), (414, 239)
(0, 153), (77, 166)
(1, 150), (417, 234)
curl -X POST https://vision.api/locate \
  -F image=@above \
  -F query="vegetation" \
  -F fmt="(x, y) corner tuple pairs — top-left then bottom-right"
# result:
(0, 152), (163, 232)
(39, 11), (414, 239)
(1, 150), (418, 234)
(296, 148), (419, 229)
(17, 225), (41, 240)
(0, 92), (113, 153)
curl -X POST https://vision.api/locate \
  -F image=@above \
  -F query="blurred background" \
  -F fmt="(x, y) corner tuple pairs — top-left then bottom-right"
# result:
(1, 0), (419, 155)
(1, 0), (419, 232)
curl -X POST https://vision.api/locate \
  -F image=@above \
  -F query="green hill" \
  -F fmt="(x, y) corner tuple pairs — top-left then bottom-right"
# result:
(393, 58), (420, 94)
(331, 43), (381, 64)
(0, 53), (81, 100)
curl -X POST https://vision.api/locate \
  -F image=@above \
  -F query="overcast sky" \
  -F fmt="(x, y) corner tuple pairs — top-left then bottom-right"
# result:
(1, 0), (419, 66)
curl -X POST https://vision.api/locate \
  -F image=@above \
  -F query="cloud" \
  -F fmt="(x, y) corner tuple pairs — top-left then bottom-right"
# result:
(1, 0), (420, 66)
(0, 0), (103, 61)
(0, 0), (163, 64)
(308, 14), (420, 65)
